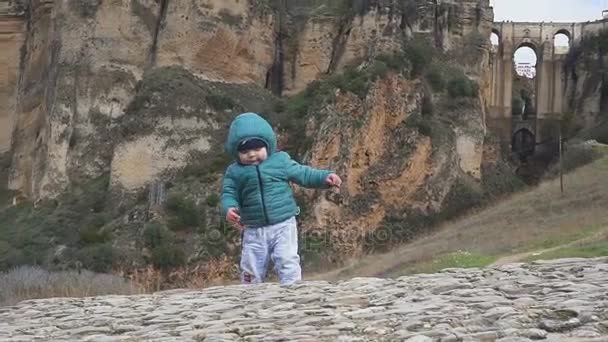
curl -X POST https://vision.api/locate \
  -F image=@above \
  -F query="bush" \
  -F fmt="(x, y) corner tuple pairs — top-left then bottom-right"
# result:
(0, 174), (118, 272)
(364, 210), (437, 253)
(425, 67), (445, 92)
(440, 179), (484, 220)
(405, 115), (433, 136)
(142, 222), (186, 270)
(79, 225), (112, 245)
(0, 152), (13, 208)
(447, 75), (478, 98)
(150, 245), (186, 270)
(205, 194), (220, 207)
(206, 94), (236, 111)
(545, 144), (602, 178)
(376, 54), (410, 74)
(179, 151), (230, 181)
(421, 96), (434, 117)
(482, 162), (526, 200)
(143, 222), (174, 249)
(404, 39), (435, 77)
(165, 195), (201, 231)
(76, 243), (116, 273)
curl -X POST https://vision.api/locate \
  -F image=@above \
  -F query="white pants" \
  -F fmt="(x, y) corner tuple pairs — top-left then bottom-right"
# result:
(240, 216), (302, 285)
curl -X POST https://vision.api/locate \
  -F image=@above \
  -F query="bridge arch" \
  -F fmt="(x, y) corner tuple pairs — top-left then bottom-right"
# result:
(491, 28), (501, 43)
(512, 128), (536, 161)
(491, 29), (500, 53)
(552, 28), (572, 41)
(488, 21), (578, 149)
(553, 30), (571, 54)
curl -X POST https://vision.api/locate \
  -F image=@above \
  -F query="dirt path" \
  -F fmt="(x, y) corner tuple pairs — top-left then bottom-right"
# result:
(489, 226), (608, 267)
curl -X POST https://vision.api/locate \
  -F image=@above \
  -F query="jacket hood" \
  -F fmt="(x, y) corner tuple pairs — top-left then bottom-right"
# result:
(225, 112), (277, 158)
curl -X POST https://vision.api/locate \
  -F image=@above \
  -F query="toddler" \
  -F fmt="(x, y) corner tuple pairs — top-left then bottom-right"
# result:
(221, 112), (341, 285)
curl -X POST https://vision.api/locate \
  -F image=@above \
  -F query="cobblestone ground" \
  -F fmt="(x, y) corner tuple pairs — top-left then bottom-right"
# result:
(1, 258), (607, 341)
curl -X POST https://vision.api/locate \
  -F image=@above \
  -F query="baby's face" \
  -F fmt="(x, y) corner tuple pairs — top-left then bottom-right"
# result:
(238, 147), (268, 165)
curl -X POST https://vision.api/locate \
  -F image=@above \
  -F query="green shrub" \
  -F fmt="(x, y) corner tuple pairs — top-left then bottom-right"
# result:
(365, 209), (437, 253)
(405, 115), (433, 136)
(76, 243), (116, 273)
(425, 67), (445, 92)
(368, 60), (390, 79)
(165, 195), (201, 231)
(179, 151), (230, 181)
(206, 94), (236, 111)
(143, 222), (175, 249)
(205, 194), (220, 207)
(440, 179), (484, 220)
(404, 39), (435, 77)
(0, 152), (13, 208)
(151, 245), (185, 270)
(482, 162), (526, 200)
(0, 240), (26, 270)
(376, 54), (410, 74)
(447, 75), (478, 98)
(0, 174), (120, 272)
(340, 67), (371, 97)
(142, 222), (186, 269)
(79, 225), (112, 245)
(69, 0), (101, 18)
(546, 144), (602, 177)
(421, 96), (434, 117)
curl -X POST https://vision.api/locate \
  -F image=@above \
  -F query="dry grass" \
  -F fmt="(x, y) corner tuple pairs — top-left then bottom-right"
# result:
(309, 156), (608, 280)
(0, 266), (139, 307)
(0, 257), (240, 306)
(122, 256), (240, 293)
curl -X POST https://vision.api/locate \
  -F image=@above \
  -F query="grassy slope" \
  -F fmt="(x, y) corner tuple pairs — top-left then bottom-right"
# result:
(310, 154), (608, 280)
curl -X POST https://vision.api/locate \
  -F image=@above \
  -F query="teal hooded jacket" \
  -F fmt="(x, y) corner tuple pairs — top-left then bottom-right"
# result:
(221, 113), (332, 226)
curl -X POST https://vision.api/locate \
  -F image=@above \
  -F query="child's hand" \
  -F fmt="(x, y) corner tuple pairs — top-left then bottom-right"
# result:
(226, 208), (244, 230)
(326, 173), (342, 187)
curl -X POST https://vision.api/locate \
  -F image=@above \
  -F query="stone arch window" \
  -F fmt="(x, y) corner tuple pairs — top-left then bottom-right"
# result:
(553, 29), (571, 54)
(491, 29), (500, 48)
(513, 42), (538, 79)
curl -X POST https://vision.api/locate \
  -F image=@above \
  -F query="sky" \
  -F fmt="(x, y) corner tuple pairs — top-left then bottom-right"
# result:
(490, 0), (605, 67)
(491, 0), (605, 22)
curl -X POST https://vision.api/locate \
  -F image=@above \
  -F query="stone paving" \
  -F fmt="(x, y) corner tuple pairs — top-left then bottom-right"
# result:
(1, 258), (608, 341)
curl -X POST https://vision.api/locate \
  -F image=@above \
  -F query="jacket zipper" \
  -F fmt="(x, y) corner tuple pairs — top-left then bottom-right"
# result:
(255, 165), (270, 225)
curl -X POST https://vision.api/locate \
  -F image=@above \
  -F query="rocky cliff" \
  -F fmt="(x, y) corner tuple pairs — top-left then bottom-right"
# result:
(563, 29), (608, 142)
(0, 0), (525, 278)
(4, 0), (496, 198)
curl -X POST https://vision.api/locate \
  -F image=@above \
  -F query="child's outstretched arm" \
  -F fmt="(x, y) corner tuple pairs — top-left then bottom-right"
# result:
(284, 152), (340, 189)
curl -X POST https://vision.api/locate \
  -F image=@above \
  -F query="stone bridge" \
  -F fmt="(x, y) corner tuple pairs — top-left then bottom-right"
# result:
(488, 19), (608, 154)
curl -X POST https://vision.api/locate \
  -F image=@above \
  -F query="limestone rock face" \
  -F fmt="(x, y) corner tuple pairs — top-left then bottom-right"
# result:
(4, 0), (496, 200)
(298, 71), (487, 257)
(565, 57), (604, 128)
(0, 7), (24, 154)
(9, 0), (158, 198)
(1, 258), (607, 341)
(156, 0), (276, 85)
